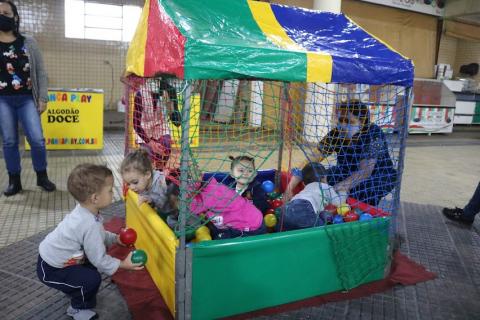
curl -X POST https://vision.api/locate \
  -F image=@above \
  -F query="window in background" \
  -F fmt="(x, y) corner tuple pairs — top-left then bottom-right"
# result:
(65, 0), (142, 42)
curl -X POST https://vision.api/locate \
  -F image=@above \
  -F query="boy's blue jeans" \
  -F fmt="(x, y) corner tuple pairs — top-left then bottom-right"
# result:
(280, 199), (325, 231)
(464, 182), (480, 219)
(0, 95), (47, 174)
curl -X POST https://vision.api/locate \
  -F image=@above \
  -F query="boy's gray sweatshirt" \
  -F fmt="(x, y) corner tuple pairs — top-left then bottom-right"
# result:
(39, 204), (120, 276)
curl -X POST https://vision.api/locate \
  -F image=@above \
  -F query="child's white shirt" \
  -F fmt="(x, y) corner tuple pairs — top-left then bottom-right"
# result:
(291, 182), (342, 213)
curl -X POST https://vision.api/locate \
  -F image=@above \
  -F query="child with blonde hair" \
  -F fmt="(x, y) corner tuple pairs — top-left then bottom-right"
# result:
(120, 148), (171, 213)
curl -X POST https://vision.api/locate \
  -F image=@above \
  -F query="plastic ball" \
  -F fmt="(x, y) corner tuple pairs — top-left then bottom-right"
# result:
(324, 204), (337, 215)
(267, 192), (279, 200)
(354, 208), (364, 216)
(271, 199), (284, 209)
(195, 226), (210, 238)
(343, 211), (359, 222)
(274, 207), (282, 217)
(359, 213), (373, 221)
(196, 233), (212, 242)
(261, 180), (275, 193)
(333, 215), (344, 224)
(264, 213), (277, 228)
(119, 228), (137, 246)
(265, 208), (275, 216)
(131, 249), (148, 265)
(320, 210), (333, 224)
(337, 204), (351, 216)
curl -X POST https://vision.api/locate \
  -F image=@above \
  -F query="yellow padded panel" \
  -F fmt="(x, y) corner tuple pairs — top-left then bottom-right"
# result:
(125, 190), (178, 315)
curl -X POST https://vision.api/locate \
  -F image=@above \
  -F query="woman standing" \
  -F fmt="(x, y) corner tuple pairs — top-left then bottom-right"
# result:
(0, 0), (55, 196)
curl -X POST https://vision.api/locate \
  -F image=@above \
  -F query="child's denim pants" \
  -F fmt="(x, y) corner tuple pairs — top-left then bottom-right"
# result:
(280, 199), (325, 231)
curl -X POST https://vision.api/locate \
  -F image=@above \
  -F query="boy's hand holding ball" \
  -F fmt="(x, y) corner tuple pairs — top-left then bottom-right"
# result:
(120, 251), (144, 270)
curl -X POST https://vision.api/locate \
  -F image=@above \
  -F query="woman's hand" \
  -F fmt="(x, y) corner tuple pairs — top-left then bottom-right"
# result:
(37, 101), (47, 114)
(334, 158), (376, 195)
(334, 180), (351, 194)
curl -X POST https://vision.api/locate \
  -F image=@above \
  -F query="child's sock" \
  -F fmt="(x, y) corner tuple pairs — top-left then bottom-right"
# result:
(66, 305), (98, 320)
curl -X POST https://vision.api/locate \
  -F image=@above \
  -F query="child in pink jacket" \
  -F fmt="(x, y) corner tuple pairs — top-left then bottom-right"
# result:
(168, 178), (266, 240)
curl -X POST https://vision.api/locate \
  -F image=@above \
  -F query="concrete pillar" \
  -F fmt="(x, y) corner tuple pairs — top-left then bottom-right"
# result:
(313, 0), (341, 13)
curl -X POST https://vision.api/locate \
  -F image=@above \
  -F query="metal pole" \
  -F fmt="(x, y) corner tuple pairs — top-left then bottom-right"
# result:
(275, 82), (289, 187)
(176, 81), (192, 320)
(385, 86), (412, 277)
(393, 87), (411, 230)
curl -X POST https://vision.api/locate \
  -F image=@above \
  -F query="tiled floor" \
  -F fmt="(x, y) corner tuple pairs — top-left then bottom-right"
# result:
(1, 199), (479, 320)
(0, 201), (130, 320)
(1, 123), (480, 319)
(0, 132), (126, 248)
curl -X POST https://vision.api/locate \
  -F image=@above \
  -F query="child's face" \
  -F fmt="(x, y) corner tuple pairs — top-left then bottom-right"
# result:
(93, 176), (114, 209)
(123, 170), (152, 193)
(231, 160), (256, 186)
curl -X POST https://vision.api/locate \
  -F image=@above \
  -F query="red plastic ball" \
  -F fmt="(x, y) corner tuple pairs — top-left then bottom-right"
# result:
(120, 228), (137, 246)
(343, 211), (359, 222)
(271, 199), (284, 209)
(324, 204), (337, 215)
(265, 208), (276, 216)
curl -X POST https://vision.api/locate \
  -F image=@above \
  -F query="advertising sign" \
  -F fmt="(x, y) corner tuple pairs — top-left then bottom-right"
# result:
(26, 89), (104, 150)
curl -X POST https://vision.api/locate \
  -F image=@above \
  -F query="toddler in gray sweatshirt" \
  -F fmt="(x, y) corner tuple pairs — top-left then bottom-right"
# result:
(37, 164), (143, 320)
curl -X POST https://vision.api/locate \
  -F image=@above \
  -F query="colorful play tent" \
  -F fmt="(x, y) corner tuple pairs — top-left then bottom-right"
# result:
(124, 0), (414, 319)
(126, 0), (413, 85)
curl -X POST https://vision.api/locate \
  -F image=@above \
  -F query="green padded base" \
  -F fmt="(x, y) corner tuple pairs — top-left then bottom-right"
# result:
(190, 217), (390, 319)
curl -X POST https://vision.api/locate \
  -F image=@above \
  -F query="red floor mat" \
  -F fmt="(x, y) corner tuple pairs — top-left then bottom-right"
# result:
(226, 250), (436, 320)
(104, 217), (436, 320)
(105, 217), (174, 320)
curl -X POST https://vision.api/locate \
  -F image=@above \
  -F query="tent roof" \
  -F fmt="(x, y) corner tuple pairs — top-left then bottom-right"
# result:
(126, 0), (414, 86)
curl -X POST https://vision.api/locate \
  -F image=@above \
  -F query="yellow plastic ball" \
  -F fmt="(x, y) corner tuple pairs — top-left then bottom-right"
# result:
(195, 226), (210, 238)
(337, 204), (351, 216)
(195, 233), (212, 242)
(264, 213), (277, 228)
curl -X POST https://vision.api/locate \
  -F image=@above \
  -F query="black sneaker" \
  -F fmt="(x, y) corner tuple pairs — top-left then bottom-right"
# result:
(442, 207), (474, 225)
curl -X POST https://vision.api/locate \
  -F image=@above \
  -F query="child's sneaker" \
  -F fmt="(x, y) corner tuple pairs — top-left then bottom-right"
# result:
(442, 207), (474, 225)
(66, 305), (98, 320)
